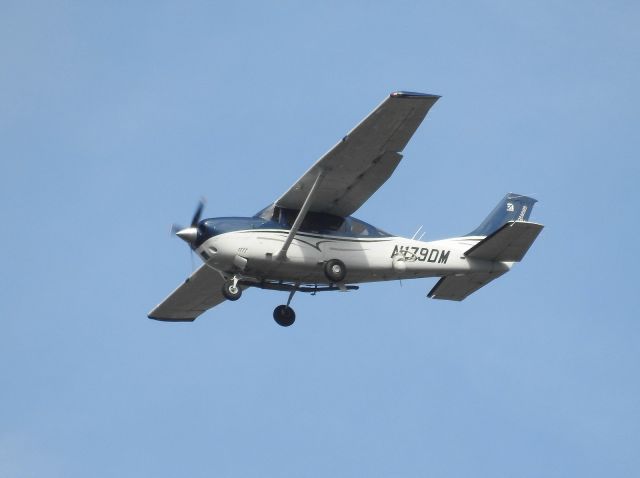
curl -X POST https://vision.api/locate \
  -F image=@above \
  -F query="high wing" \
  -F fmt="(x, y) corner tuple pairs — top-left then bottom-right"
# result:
(275, 91), (440, 217)
(148, 264), (232, 322)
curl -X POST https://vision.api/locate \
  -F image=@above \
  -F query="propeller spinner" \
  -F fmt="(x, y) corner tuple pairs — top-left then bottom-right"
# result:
(171, 198), (206, 246)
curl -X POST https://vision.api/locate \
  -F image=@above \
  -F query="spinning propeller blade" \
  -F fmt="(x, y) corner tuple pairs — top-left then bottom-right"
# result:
(170, 198), (207, 245)
(170, 223), (183, 236)
(190, 198), (206, 227)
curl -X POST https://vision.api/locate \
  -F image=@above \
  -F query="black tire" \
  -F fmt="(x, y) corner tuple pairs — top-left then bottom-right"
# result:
(273, 305), (296, 327)
(222, 281), (242, 301)
(324, 259), (346, 283)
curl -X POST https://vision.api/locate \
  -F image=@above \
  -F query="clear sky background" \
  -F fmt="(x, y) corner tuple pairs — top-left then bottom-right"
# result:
(1, 1), (639, 477)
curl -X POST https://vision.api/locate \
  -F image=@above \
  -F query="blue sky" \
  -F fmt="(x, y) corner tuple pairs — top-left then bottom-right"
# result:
(1, 1), (639, 476)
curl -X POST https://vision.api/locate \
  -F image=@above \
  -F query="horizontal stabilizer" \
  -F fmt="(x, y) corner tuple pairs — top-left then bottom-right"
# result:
(427, 271), (507, 301)
(465, 221), (543, 262)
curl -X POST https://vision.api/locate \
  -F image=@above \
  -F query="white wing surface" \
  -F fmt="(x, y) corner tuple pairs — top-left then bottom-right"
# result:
(276, 92), (440, 217)
(148, 264), (230, 322)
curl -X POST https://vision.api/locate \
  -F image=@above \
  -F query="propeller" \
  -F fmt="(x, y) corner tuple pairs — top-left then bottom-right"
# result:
(170, 198), (206, 246)
(190, 199), (205, 227)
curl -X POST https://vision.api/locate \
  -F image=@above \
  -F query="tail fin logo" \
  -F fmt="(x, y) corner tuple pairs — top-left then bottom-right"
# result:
(517, 205), (528, 221)
(467, 193), (537, 236)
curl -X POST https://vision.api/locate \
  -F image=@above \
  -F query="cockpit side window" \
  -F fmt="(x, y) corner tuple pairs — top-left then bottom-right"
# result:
(349, 218), (370, 236)
(277, 208), (346, 234)
(253, 205), (393, 237)
(300, 212), (346, 234)
(347, 217), (393, 237)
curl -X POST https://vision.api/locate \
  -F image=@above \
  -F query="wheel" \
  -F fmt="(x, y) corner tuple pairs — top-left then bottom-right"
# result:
(324, 259), (346, 283)
(273, 305), (296, 327)
(222, 280), (242, 301)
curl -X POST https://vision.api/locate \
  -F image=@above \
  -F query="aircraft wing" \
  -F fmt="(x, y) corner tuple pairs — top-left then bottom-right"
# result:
(148, 264), (230, 322)
(427, 271), (507, 301)
(275, 92), (440, 217)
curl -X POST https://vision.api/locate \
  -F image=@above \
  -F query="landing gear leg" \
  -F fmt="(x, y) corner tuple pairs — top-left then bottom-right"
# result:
(222, 276), (242, 301)
(286, 287), (296, 307)
(273, 286), (297, 327)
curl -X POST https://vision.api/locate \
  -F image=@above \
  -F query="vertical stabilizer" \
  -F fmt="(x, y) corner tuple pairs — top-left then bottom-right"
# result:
(467, 193), (537, 237)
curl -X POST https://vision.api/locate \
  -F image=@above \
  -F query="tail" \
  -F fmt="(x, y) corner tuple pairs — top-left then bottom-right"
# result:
(429, 193), (542, 301)
(467, 193), (538, 237)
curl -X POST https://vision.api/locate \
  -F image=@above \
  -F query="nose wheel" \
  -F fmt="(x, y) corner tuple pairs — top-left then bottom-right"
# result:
(222, 277), (242, 301)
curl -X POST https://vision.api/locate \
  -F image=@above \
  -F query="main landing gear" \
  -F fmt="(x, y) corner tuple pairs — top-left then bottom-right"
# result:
(273, 287), (297, 327)
(223, 259), (349, 327)
(324, 259), (346, 283)
(272, 259), (347, 327)
(273, 304), (296, 327)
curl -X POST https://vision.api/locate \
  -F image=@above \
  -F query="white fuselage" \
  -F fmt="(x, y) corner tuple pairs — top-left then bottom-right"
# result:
(195, 229), (510, 285)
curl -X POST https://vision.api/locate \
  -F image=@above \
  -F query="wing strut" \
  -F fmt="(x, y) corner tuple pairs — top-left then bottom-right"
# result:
(276, 170), (325, 261)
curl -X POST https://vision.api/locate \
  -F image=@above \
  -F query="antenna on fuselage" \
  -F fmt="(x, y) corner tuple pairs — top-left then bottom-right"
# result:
(411, 225), (423, 240)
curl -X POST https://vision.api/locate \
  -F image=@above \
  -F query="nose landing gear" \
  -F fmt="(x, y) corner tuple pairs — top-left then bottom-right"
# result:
(222, 276), (242, 301)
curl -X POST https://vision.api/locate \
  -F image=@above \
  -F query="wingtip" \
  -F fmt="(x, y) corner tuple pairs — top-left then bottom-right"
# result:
(148, 314), (196, 322)
(390, 91), (441, 100)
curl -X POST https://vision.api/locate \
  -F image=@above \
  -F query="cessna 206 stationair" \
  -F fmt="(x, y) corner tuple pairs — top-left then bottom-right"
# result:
(149, 91), (543, 327)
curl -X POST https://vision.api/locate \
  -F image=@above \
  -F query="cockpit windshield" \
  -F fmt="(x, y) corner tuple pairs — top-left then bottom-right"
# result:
(195, 217), (281, 246)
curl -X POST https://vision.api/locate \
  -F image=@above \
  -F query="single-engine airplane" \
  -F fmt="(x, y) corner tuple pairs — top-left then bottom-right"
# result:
(149, 91), (543, 326)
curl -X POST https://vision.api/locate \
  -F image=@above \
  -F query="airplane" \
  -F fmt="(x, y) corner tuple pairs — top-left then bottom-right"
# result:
(148, 91), (543, 327)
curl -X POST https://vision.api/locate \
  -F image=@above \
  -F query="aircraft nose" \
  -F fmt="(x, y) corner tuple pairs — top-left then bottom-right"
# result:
(175, 227), (198, 244)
